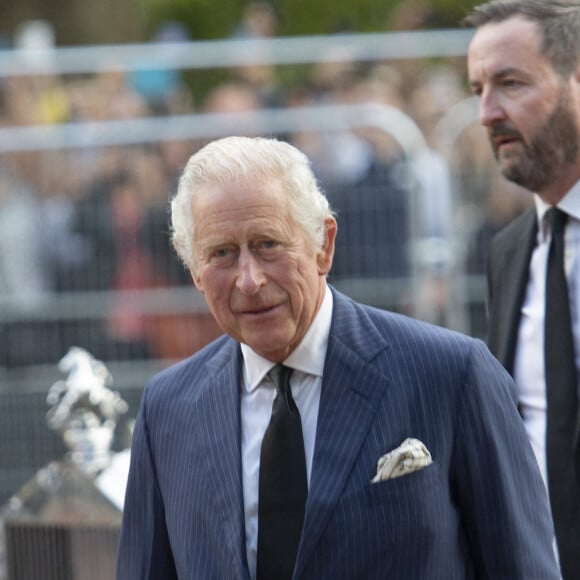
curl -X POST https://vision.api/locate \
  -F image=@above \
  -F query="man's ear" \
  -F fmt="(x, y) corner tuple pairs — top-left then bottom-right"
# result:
(317, 216), (337, 276)
(191, 270), (205, 294)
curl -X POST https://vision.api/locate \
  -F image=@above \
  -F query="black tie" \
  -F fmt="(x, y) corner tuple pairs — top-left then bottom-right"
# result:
(257, 365), (307, 580)
(545, 207), (580, 578)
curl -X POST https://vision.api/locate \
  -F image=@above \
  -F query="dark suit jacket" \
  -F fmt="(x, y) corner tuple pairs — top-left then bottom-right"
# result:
(486, 208), (537, 373)
(486, 208), (580, 579)
(117, 287), (559, 579)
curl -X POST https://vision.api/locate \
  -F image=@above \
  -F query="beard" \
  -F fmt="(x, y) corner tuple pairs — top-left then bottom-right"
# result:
(489, 86), (579, 193)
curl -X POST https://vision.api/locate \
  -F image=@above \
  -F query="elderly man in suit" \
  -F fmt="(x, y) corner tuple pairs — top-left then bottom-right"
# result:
(117, 136), (559, 579)
(465, 1), (580, 577)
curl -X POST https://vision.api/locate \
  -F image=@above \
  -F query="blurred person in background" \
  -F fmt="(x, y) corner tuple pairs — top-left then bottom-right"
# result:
(405, 66), (466, 327)
(0, 166), (51, 367)
(65, 150), (158, 360)
(232, 1), (280, 39)
(322, 63), (413, 313)
(118, 135), (559, 579)
(128, 22), (193, 116)
(464, 169), (533, 338)
(230, 1), (285, 109)
(290, 55), (375, 188)
(465, 1), (580, 577)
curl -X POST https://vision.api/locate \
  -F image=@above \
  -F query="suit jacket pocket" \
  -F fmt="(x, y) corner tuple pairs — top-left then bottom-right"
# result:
(364, 460), (440, 506)
(329, 461), (446, 563)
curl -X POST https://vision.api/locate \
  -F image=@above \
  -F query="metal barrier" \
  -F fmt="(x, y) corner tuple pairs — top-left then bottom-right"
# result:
(0, 29), (474, 76)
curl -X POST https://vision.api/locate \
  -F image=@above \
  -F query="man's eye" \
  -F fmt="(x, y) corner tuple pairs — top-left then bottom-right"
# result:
(210, 247), (237, 264)
(255, 240), (283, 255)
(502, 78), (521, 88)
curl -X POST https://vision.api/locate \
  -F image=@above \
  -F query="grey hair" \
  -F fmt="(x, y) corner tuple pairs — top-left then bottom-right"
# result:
(462, 0), (580, 77)
(170, 136), (335, 273)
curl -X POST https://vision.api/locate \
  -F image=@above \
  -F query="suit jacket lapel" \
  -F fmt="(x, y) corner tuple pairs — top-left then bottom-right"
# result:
(487, 209), (537, 374)
(296, 290), (390, 572)
(197, 343), (249, 576)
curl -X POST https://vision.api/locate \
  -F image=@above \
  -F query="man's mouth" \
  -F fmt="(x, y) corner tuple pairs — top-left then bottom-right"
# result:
(494, 135), (519, 149)
(490, 126), (522, 152)
(239, 304), (280, 316)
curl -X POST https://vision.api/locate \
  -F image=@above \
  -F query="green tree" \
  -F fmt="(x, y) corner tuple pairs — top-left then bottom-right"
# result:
(141, 0), (483, 41)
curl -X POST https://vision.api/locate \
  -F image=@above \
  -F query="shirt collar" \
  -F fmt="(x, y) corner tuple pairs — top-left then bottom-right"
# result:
(241, 285), (333, 393)
(534, 179), (580, 240)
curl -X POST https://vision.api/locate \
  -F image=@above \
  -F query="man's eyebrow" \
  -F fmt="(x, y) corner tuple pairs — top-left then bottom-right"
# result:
(196, 238), (232, 253)
(493, 67), (524, 79)
(489, 67), (527, 82)
(469, 67), (527, 91)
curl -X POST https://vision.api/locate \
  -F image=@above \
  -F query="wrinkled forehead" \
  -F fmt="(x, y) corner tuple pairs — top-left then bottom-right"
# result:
(191, 176), (288, 221)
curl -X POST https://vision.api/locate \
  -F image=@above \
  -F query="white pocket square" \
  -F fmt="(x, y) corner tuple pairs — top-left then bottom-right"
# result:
(371, 437), (433, 482)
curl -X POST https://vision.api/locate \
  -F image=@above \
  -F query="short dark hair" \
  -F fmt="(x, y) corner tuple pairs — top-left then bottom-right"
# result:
(462, 0), (580, 77)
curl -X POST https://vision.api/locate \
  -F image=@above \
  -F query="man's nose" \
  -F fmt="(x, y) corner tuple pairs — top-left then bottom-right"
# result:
(479, 89), (506, 127)
(236, 249), (266, 294)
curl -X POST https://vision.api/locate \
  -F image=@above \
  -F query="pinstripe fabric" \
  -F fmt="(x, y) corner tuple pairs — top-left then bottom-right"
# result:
(117, 288), (559, 579)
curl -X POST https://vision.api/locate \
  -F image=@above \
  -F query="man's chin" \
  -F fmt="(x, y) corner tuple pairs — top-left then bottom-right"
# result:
(241, 333), (292, 361)
(500, 162), (539, 191)
(498, 153), (526, 181)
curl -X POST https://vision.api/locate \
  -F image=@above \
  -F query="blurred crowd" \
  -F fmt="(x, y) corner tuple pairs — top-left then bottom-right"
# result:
(0, 2), (532, 369)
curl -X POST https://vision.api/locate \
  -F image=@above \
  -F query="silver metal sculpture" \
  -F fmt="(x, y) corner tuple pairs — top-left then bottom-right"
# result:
(0, 348), (129, 580)
(46, 346), (129, 476)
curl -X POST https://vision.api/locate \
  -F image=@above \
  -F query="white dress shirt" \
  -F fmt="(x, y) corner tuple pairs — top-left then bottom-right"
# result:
(513, 180), (580, 488)
(240, 285), (333, 579)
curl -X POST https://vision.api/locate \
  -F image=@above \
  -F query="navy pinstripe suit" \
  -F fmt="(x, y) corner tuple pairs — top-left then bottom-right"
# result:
(117, 288), (559, 579)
